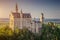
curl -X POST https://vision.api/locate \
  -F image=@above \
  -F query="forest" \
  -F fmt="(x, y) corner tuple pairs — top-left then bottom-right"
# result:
(0, 22), (60, 40)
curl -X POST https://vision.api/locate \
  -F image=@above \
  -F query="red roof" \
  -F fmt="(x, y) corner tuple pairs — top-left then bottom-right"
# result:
(12, 12), (20, 18)
(12, 12), (31, 18)
(22, 13), (31, 18)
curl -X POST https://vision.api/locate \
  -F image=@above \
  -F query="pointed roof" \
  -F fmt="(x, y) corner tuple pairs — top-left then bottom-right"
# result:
(20, 9), (31, 18)
(16, 3), (18, 13)
(22, 13), (31, 18)
(11, 3), (20, 18)
(41, 13), (44, 16)
(12, 12), (20, 18)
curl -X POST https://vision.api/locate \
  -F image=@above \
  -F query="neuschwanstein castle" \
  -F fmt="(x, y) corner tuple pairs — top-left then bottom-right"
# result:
(9, 4), (44, 33)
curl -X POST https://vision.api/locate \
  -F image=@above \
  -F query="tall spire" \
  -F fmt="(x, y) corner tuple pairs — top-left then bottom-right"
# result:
(16, 3), (18, 13)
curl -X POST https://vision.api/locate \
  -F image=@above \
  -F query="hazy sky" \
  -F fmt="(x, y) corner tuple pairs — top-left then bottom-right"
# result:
(0, 0), (60, 19)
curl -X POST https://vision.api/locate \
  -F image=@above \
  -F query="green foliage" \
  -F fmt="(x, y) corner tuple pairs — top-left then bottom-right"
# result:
(40, 22), (60, 40)
(57, 24), (60, 28)
(0, 22), (60, 40)
(0, 26), (34, 40)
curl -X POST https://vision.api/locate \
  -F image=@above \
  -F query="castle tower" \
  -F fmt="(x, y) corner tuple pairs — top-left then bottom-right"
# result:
(9, 3), (20, 30)
(20, 9), (23, 29)
(40, 13), (44, 24)
(9, 3), (32, 31)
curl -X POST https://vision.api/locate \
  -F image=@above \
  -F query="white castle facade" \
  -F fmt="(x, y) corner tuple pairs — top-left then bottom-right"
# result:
(9, 4), (44, 33)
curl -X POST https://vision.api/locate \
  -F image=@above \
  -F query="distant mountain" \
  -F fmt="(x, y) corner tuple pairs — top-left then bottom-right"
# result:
(32, 18), (60, 24)
(0, 18), (9, 23)
(44, 19), (60, 21)
(44, 19), (60, 24)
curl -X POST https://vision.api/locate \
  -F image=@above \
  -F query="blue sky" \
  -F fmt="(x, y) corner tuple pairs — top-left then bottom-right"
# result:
(0, 0), (60, 19)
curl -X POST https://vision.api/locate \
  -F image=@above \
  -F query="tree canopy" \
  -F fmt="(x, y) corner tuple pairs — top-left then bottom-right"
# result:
(0, 22), (60, 40)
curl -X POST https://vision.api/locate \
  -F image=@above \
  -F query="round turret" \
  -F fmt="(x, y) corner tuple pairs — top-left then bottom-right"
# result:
(40, 13), (44, 24)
